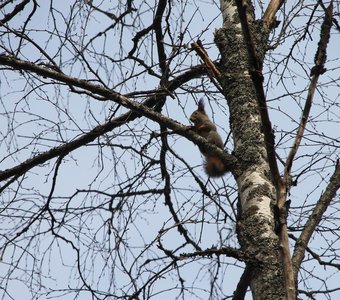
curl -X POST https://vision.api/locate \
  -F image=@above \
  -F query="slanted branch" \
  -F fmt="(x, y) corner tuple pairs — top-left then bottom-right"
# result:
(191, 40), (221, 78)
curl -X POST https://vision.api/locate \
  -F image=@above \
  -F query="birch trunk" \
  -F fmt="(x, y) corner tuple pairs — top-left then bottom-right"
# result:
(215, 1), (285, 299)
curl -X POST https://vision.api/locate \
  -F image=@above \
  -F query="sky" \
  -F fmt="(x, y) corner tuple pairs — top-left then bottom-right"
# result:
(0, 1), (339, 299)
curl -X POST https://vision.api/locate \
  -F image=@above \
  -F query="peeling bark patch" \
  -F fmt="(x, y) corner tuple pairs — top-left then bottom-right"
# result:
(246, 205), (259, 214)
(220, 0), (241, 29)
(239, 170), (274, 204)
(248, 183), (272, 200)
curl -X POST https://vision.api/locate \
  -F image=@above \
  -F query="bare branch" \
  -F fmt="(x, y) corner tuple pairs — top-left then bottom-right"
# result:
(178, 246), (244, 261)
(0, 55), (236, 182)
(128, 0), (167, 59)
(284, 1), (333, 184)
(191, 40), (221, 78)
(153, 0), (168, 74)
(0, 0), (30, 25)
(263, 0), (284, 28)
(292, 160), (340, 278)
(289, 234), (340, 270)
(232, 266), (252, 300)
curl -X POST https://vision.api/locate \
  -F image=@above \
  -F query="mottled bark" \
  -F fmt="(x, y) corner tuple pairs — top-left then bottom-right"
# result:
(215, 0), (285, 299)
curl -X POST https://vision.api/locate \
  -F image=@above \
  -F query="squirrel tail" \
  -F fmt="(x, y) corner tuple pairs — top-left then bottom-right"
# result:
(204, 156), (227, 177)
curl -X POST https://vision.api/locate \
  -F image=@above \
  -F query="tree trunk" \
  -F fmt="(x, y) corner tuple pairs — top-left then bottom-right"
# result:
(215, 1), (285, 299)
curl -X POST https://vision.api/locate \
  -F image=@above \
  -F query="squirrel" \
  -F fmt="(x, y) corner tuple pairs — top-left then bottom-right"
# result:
(189, 99), (228, 177)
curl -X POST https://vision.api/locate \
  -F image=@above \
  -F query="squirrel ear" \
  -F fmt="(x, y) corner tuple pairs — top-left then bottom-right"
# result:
(198, 98), (205, 112)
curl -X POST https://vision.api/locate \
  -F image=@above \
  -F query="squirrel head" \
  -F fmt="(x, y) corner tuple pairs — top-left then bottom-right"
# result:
(189, 99), (209, 125)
